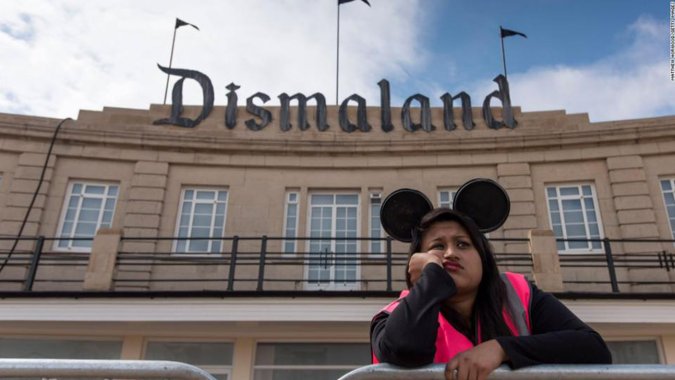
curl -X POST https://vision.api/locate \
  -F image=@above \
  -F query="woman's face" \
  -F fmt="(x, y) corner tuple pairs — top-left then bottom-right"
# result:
(420, 220), (483, 297)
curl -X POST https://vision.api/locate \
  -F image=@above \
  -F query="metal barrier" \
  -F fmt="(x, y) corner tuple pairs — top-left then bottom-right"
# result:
(0, 358), (217, 380)
(338, 363), (675, 380)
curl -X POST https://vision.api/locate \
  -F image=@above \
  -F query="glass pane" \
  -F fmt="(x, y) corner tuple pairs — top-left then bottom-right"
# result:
(214, 214), (225, 228)
(255, 343), (370, 365)
(145, 342), (233, 365)
(185, 189), (194, 199)
(287, 204), (297, 216)
(587, 210), (598, 223)
(548, 199), (559, 212)
(191, 227), (211, 238)
(195, 203), (214, 215)
(289, 193), (297, 202)
(546, 187), (557, 198)
(72, 183), (83, 194)
(440, 192), (449, 203)
(79, 209), (100, 223)
(217, 191), (228, 202)
(104, 198), (116, 211)
(582, 185), (592, 196)
(60, 221), (73, 236)
(193, 215), (212, 227)
(336, 194), (358, 205)
(559, 186), (579, 196)
(102, 211), (113, 224)
(107, 186), (118, 196)
(196, 190), (215, 200)
(607, 341), (660, 364)
(68, 196), (79, 208)
(190, 239), (209, 252)
(74, 222), (97, 237)
(562, 199), (582, 211)
(662, 180), (673, 191)
(312, 194), (333, 205)
(0, 338), (121, 359)
(81, 198), (102, 210)
(668, 205), (675, 217)
(665, 193), (675, 204)
(583, 197), (595, 211)
(254, 369), (354, 380)
(569, 240), (589, 249)
(85, 185), (105, 195)
(563, 210), (584, 224)
(588, 223), (600, 238)
(65, 208), (77, 222)
(566, 224), (587, 238)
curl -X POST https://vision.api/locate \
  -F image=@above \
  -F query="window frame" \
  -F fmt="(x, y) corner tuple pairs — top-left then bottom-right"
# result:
(437, 188), (456, 209)
(172, 187), (229, 255)
(545, 183), (604, 254)
(304, 191), (361, 290)
(369, 192), (384, 256)
(282, 191), (300, 255)
(660, 178), (675, 240)
(252, 341), (370, 380)
(143, 339), (234, 380)
(54, 181), (120, 252)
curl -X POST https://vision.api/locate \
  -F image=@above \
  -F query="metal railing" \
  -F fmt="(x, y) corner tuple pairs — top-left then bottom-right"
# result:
(338, 363), (675, 380)
(0, 358), (217, 379)
(0, 235), (674, 294)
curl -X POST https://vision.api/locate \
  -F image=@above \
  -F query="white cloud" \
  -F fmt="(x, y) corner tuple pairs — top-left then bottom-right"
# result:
(0, 0), (425, 118)
(472, 16), (675, 122)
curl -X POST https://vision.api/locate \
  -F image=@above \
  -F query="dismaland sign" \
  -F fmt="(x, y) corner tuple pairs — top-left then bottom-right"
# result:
(154, 64), (517, 133)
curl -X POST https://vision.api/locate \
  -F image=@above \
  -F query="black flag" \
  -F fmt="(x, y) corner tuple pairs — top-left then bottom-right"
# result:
(175, 18), (199, 30)
(500, 27), (526, 38)
(338, 0), (371, 6)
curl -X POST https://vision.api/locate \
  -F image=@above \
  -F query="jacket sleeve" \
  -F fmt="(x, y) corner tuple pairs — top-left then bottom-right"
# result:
(370, 264), (456, 367)
(495, 284), (612, 368)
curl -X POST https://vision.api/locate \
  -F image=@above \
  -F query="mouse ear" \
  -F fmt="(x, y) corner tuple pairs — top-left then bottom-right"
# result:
(453, 178), (510, 233)
(380, 188), (433, 242)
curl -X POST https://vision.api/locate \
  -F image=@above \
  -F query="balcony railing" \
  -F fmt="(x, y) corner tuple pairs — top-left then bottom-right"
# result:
(0, 235), (673, 295)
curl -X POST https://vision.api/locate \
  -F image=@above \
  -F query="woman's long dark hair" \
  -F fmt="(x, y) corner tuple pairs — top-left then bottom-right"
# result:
(406, 208), (513, 342)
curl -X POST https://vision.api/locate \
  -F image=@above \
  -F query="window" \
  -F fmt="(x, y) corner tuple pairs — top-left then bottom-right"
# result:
(0, 337), (121, 359)
(175, 188), (228, 253)
(369, 193), (383, 254)
(661, 179), (675, 239)
(283, 191), (300, 254)
(438, 189), (455, 208)
(606, 340), (661, 364)
(307, 193), (359, 289)
(56, 182), (119, 251)
(546, 184), (603, 252)
(253, 343), (370, 380)
(145, 341), (233, 380)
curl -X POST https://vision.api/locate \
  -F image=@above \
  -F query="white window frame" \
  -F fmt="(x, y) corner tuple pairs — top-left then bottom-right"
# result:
(545, 183), (604, 254)
(369, 192), (384, 255)
(438, 188), (456, 208)
(660, 178), (675, 240)
(605, 337), (664, 364)
(54, 181), (119, 252)
(252, 341), (370, 380)
(143, 340), (233, 380)
(173, 187), (229, 254)
(282, 191), (300, 255)
(304, 191), (361, 290)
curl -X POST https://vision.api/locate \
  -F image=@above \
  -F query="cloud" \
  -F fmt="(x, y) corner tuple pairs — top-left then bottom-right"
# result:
(0, 0), (425, 118)
(473, 16), (675, 122)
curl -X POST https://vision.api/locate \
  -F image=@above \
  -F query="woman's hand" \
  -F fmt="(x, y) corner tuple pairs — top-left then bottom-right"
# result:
(408, 251), (443, 285)
(444, 340), (507, 380)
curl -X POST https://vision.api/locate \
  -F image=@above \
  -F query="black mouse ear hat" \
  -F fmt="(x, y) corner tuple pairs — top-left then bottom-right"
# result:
(380, 178), (510, 242)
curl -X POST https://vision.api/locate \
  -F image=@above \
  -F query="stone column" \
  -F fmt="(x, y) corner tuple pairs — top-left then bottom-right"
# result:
(83, 228), (121, 291)
(116, 161), (168, 290)
(528, 229), (564, 292)
(607, 155), (665, 292)
(497, 163), (537, 268)
(1, 153), (55, 240)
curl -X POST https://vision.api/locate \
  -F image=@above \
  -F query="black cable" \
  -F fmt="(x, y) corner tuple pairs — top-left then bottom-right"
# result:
(0, 117), (72, 273)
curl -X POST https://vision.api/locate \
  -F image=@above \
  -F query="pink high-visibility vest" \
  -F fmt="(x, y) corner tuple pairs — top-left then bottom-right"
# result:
(372, 272), (531, 364)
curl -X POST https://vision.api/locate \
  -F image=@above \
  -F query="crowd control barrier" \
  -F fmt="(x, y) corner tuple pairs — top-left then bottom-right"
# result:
(0, 358), (217, 380)
(338, 363), (675, 380)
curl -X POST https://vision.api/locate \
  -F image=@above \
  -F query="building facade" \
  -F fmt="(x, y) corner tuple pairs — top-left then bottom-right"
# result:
(1, 101), (675, 379)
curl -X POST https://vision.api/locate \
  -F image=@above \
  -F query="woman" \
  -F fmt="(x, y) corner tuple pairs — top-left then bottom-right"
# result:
(370, 208), (611, 380)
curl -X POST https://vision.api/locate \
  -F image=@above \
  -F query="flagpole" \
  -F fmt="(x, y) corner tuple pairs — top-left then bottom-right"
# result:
(336, 3), (341, 105)
(163, 26), (178, 105)
(500, 27), (508, 79)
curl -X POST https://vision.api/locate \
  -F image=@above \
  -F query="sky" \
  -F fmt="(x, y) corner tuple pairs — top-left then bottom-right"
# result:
(0, 0), (672, 122)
